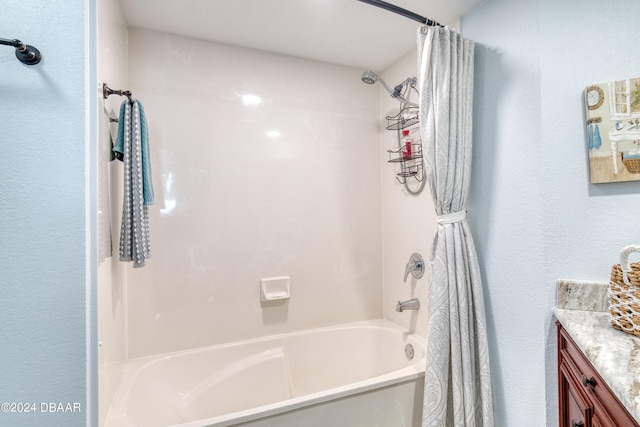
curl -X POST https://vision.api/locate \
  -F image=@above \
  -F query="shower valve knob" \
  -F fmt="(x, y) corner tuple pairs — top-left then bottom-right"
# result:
(403, 253), (425, 282)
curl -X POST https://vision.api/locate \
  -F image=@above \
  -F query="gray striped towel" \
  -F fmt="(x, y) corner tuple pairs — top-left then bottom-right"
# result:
(113, 98), (154, 267)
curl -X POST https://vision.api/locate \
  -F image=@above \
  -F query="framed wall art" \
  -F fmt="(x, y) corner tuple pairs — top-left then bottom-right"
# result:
(585, 77), (640, 183)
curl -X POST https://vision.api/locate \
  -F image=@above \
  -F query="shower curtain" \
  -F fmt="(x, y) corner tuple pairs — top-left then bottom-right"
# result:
(417, 26), (494, 426)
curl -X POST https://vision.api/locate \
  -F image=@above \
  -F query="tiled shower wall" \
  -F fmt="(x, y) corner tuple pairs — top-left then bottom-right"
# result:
(124, 28), (384, 358)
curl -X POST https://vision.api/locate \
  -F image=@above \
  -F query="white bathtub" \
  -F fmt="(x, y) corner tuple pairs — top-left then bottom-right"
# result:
(105, 319), (425, 427)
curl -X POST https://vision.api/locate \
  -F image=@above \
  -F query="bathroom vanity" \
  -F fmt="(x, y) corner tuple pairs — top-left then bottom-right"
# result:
(555, 281), (640, 427)
(557, 323), (638, 426)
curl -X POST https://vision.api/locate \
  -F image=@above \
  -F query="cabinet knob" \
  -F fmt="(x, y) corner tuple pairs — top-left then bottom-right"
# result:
(581, 374), (596, 388)
(572, 421), (584, 427)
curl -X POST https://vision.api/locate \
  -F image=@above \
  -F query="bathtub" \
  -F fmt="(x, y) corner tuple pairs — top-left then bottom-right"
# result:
(105, 319), (425, 427)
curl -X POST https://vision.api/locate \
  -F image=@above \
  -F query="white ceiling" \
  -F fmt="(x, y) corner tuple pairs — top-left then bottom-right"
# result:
(121, 0), (483, 71)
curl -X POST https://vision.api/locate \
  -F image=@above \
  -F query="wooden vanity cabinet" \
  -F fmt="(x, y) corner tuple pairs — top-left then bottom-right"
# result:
(557, 322), (639, 427)
(559, 360), (590, 427)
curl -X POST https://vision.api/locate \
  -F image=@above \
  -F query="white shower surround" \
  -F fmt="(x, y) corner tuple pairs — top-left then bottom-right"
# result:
(124, 28), (384, 358)
(99, 16), (437, 427)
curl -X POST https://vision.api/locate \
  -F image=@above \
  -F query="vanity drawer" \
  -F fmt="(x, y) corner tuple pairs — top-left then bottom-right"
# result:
(558, 324), (639, 427)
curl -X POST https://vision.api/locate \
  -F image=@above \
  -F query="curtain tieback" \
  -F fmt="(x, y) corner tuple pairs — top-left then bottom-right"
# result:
(436, 211), (466, 224)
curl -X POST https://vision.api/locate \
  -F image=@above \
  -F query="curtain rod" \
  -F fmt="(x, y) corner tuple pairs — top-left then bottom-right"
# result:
(355, 0), (442, 27)
(0, 38), (42, 65)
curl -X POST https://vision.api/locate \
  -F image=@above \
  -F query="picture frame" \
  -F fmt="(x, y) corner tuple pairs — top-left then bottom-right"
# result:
(584, 77), (640, 183)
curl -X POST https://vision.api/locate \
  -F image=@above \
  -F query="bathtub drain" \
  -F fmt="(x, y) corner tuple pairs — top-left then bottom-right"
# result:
(404, 344), (414, 360)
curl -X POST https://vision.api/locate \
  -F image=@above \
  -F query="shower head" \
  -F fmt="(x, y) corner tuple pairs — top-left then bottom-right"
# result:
(361, 70), (394, 97)
(361, 70), (378, 85)
(361, 70), (419, 107)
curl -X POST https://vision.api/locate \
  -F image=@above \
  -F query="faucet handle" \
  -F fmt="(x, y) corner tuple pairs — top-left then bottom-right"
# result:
(403, 262), (416, 282)
(403, 253), (425, 282)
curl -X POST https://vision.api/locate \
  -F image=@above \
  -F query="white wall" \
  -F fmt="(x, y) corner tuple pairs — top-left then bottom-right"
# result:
(124, 28), (383, 358)
(539, 1), (640, 297)
(461, 0), (544, 424)
(379, 49), (436, 337)
(0, 1), (93, 426)
(462, 0), (640, 425)
(540, 0), (640, 424)
(97, 0), (128, 424)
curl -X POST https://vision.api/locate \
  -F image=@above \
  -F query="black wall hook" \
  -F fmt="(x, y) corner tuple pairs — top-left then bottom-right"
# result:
(103, 83), (133, 105)
(0, 38), (42, 65)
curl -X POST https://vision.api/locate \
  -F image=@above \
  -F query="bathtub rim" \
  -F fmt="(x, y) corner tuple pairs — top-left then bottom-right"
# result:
(176, 370), (425, 427)
(105, 318), (426, 427)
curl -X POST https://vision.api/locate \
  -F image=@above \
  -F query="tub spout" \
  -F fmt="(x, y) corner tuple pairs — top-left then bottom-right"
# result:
(396, 298), (420, 312)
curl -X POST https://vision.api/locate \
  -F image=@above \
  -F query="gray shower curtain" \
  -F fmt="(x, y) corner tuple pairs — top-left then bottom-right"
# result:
(417, 26), (494, 426)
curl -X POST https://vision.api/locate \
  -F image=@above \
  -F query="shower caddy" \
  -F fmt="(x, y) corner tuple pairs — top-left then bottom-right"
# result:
(359, 69), (424, 193)
(385, 100), (424, 187)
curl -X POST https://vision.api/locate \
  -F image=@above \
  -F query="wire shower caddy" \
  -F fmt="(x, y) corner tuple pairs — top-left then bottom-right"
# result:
(385, 103), (424, 187)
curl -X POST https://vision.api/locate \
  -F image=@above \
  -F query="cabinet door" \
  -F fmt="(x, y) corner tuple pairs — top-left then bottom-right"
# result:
(559, 324), (639, 426)
(560, 361), (591, 427)
(593, 412), (617, 427)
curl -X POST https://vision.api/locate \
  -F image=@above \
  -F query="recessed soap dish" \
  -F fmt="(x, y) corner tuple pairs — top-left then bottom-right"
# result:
(260, 276), (290, 302)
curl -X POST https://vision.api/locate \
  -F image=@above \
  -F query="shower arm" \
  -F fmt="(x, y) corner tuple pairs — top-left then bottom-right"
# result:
(393, 78), (418, 107)
(380, 76), (418, 108)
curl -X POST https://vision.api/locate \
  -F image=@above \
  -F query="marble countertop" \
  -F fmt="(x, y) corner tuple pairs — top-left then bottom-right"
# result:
(555, 302), (640, 422)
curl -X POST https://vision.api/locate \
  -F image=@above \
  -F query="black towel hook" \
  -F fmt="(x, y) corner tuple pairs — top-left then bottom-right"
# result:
(103, 82), (131, 163)
(103, 83), (133, 105)
(0, 38), (42, 65)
